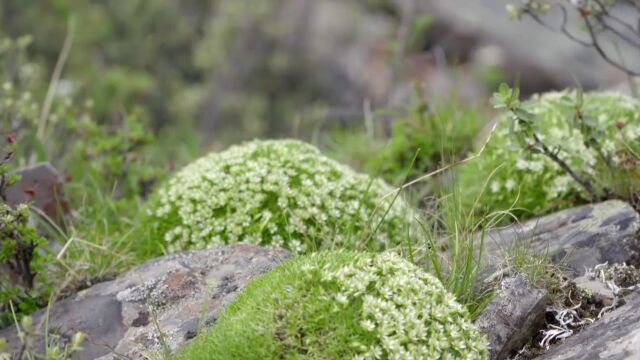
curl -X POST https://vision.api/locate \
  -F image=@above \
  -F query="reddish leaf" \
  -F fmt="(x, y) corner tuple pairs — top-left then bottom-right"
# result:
(578, 8), (591, 17)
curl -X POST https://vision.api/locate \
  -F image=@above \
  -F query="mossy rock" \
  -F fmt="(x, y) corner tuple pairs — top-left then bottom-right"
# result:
(175, 251), (488, 360)
(142, 139), (415, 255)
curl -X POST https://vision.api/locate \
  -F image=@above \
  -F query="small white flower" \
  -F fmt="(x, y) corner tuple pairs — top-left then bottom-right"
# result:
(360, 319), (376, 332)
(490, 181), (501, 193)
(505, 179), (516, 191)
(515, 158), (529, 170)
(335, 293), (349, 305)
(467, 90), (640, 217)
(528, 161), (544, 172)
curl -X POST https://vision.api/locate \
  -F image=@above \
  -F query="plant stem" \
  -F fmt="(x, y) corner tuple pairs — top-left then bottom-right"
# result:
(530, 132), (597, 200)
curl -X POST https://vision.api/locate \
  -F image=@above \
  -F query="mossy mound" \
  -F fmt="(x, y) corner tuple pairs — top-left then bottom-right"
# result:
(458, 91), (640, 219)
(146, 139), (415, 254)
(175, 251), (488, 360)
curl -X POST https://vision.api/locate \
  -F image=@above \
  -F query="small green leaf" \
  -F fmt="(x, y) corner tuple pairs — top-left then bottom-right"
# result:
(6, 174), (21, 187)
(513, 108), (537, 123)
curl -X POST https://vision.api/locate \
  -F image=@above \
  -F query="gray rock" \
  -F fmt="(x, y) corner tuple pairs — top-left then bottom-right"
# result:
(483, 200), (640, 277)
(475, 275), (548, 360)
(608, 77), (640, 97)
(198, 0), (397, 134)
(0, 244), (291, 359)
(536, 292), (640, 360)
(5, 162), (70, 225)
(416, 0), (636, 93)
(574, 275), (615, 301)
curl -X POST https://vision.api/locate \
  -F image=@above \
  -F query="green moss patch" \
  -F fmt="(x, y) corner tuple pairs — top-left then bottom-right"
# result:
(175, 251), (487, 360)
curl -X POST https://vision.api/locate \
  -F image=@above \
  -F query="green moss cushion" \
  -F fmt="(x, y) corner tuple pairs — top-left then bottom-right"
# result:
(175, 251), (488, 360)
(458, 91), (640, 218)
(148, 139), (415, 254)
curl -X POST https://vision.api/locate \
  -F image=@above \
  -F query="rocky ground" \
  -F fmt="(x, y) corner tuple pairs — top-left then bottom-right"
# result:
(477, 200), (640, 360)
(2, 163), (640, 359)
(0, 243), (291, 359)
(2, 189), (639, 359)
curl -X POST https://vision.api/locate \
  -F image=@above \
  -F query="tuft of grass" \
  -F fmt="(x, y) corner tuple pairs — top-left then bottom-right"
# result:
(410, 185), (508, 319)
(328, 136), (509, 320)
(501, 239), (570, 304)
(320, 85), (487, 188)
(0, 300), (85, 360)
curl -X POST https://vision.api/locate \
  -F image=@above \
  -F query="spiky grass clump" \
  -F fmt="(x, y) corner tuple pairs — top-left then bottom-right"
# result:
(458, 91), (640, 218)
(176, 251), (488, 360)
(147, 139), (415, 254)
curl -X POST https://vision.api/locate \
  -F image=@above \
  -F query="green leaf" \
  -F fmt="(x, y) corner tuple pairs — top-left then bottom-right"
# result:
(513, 108), (537, 123)
(6, 174), (21, 187)
(491, 83), (521, 109)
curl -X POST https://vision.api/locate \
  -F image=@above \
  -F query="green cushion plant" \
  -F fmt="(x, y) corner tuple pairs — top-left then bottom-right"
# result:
(458, 87), (640, 219)
(146, 139), (415, 255)
(175, 251), (488, 360)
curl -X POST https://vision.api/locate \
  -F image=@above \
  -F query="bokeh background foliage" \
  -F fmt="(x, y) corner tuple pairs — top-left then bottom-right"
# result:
(1, 0), (639, 356)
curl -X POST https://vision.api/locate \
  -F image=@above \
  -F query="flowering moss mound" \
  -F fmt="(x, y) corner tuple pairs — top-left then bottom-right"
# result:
(175, 251), (488, 360)
(458, 91), (640, 218)
(148, 139), (414, 254)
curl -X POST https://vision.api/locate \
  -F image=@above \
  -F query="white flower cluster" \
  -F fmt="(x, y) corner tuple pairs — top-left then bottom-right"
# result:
(152, 139), (414, 253)
(462, 90), (640, 216)
(319, 252), (487, 360)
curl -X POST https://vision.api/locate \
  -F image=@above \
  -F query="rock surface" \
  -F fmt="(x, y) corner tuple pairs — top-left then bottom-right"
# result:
(536, 292), (640, 360)
(417, 0), (635, 93)
(0, 244), (291, 359)
(574, 275), (615, 301)
(5, 162), (70, 224)
(475, 275), (548, 360)
(483, 200), (640, 277)
(199, 0), (397, 134)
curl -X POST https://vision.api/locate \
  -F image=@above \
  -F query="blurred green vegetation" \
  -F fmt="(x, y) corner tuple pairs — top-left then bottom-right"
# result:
(321, 84), (486, 189)
(0, 35), (174, 325)
(0, 0), (208, 129)
(0, 0), (408, 145)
